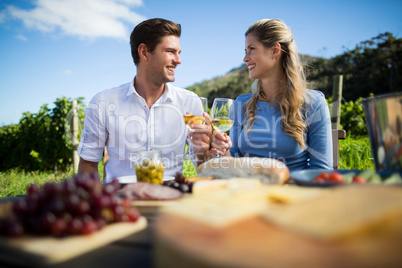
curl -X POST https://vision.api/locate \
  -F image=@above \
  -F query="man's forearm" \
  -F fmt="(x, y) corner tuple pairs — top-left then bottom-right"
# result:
(78, 158), (100, 180)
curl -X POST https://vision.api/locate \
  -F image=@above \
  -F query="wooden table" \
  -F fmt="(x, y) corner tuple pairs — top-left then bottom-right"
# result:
(152, 184), (402, 268)
(2, 183), (402, 268)
(0, 196), (156, 268)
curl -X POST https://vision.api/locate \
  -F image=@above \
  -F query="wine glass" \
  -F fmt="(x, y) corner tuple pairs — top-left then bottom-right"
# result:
(199, 97), (208, 114)
(181, 96), (208, 160)
(211, 98), (234, 157)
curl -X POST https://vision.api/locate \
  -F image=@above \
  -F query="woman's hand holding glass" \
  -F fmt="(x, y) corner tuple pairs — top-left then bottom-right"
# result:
(210, 98), (234, 157)
(210, 127), (232, 157)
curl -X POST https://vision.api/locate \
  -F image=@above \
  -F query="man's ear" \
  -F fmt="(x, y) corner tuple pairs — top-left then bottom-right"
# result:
(138, 43), (149, 62)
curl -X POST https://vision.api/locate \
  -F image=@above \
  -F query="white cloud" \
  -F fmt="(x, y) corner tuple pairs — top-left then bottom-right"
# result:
(0, 10), (6, 23)
(4, 0), (146, 39)
(62, 70), (72, 75)
(15, 34), (28, 41)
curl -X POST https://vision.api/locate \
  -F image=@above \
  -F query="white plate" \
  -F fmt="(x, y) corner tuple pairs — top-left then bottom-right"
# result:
(116, 175), (175, 184)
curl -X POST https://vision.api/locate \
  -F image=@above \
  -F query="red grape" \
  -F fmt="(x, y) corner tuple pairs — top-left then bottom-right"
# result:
(0, 172), (141, 237)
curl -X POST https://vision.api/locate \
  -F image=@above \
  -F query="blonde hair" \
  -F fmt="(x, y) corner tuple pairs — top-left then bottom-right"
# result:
(244, 19), (308, 148)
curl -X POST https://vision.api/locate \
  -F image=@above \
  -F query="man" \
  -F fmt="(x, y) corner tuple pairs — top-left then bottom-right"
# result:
(78, 18), (212, 182)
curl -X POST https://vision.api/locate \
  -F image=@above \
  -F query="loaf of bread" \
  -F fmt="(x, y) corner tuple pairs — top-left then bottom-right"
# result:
(197, 157), (290, 184)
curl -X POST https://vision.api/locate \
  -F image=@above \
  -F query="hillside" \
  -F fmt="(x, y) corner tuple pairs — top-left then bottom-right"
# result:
(187, 63), (253, 107)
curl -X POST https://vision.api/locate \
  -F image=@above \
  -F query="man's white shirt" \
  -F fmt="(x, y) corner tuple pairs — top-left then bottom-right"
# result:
(78, 78), (203, 183)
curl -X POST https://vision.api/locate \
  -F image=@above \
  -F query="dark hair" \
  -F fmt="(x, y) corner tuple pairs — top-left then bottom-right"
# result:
(130, 18), (181, 65)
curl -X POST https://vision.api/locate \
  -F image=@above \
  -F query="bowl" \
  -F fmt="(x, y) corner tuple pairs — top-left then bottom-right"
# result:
(361, 92), (402, 171)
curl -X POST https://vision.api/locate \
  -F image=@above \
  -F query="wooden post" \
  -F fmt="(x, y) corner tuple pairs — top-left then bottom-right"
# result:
(72, 99), (79, 173)
(331, 75), (343, 129)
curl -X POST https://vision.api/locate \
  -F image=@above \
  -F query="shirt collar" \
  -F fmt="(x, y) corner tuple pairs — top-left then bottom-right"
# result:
(127, 77), (174, 104)
(159, 83), (174, 104)
(127, 77), (136, 96)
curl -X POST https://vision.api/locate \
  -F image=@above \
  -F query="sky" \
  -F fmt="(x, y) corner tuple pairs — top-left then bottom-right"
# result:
(0, 0), (401, 126)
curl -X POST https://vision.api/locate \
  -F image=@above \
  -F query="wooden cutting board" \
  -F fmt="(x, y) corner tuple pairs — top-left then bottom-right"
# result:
(132, 200), (179, 215)
(154, 211), (402, 268)
(0, 217), (147, 266)
(130, 193), (190, 215)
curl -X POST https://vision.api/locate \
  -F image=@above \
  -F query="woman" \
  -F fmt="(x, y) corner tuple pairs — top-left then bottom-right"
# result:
(212, 19), (333, 170)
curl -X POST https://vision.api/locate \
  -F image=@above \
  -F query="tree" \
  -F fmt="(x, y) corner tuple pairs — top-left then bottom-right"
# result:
(0, 124), (20, 170)
(310, 32), (402, 100)
(0, 97), (85, 173)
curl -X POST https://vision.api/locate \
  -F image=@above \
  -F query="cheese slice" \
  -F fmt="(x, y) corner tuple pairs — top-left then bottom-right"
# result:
(262, 185), (402, 240)
(191, 180), (228, 194)
(162, 196), (267, 228)
(264, 185), (330, 203)
(162, 182), (329, 228)
(192, 178), (261, 195)
(226, 178), (262, 189)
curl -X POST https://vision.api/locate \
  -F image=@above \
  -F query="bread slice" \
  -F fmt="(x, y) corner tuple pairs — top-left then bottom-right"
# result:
(197, 157), (290, 184)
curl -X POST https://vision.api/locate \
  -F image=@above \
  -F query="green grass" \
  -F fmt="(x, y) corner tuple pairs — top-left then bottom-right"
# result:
(0, 136), (375, 198)
(338, 135), (375, 170)
(0, 169), (73, 197)
(0, 163), (105, 198)
(0, 160), (195, 198)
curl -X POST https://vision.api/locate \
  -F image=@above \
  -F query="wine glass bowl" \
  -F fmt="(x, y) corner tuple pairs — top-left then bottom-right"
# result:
(180, 96), (208, 161)
(183, 115), (205, 128)
(211, 119), (234, 133)
(211, 98), (234, 157)
(211, 98), (234, 134)
(200, 97), (208, 114)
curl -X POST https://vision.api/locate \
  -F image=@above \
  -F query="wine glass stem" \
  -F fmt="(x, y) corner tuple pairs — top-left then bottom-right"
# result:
(188, 137), (194, 158)
(185, 129), (195, 160)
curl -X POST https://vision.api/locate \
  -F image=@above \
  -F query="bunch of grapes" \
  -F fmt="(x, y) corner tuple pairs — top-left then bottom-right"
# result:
(0, 173), (140, 237)
(163, 173), (193, 193)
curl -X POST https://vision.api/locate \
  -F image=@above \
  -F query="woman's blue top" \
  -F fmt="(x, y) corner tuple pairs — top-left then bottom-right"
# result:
(229, 89), (333, 171)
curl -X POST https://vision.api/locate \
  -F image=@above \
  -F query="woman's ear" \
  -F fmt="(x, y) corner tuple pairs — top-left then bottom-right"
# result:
(272, 42), (282, 57)
(138, 43), (149, 62)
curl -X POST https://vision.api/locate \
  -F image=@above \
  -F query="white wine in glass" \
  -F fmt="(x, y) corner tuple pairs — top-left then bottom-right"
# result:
(183, 115), (205, 128)
(211, 119), (234, 133)
(211, 98), (234, 157)
(181, 96), (208, 160)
